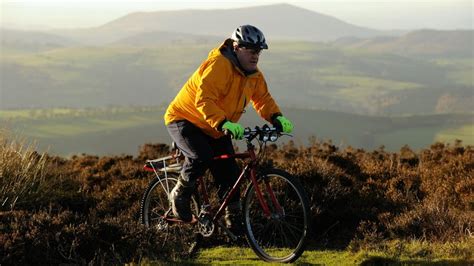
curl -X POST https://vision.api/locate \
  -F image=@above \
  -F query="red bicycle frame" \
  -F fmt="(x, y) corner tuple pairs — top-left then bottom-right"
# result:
(143, 125), (286, 224)
(200, 144), (284, 223)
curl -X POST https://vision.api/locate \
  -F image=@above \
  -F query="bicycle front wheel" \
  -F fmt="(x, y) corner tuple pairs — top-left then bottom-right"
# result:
(243, 168), (310, 263)
(140, 174), (200, 259)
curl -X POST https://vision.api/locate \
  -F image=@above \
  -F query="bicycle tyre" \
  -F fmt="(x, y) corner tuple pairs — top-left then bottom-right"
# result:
(243, 168), (310, 263)
(140, 173), (201, 259)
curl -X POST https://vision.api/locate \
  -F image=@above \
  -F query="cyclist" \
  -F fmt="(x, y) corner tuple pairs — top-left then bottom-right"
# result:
(164, 25), (293, 234)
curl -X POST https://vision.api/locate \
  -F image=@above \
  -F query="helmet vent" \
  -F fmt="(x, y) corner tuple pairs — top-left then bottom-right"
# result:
(231, 25), (268, 49)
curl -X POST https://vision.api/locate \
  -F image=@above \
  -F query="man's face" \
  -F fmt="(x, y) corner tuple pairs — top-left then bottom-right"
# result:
(234, 44), (262, 72)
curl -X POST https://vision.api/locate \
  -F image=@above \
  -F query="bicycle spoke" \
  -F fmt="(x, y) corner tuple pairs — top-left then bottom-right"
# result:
(280, 221), (301, 245)
(279, 222), (289, 247)
(140, 175), (200, 259)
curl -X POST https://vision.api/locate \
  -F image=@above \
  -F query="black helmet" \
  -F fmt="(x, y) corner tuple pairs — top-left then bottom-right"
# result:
(231, 25), (268, 49)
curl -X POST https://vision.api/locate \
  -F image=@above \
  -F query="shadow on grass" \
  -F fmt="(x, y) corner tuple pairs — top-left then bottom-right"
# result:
(361, 256), (473, 266)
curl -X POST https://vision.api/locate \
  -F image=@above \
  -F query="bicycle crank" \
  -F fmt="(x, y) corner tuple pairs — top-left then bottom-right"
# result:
(217, 220), (238, 241)
(197, 213), (215, 237)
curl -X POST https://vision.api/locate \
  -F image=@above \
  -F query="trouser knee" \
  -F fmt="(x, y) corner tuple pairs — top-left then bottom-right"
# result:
(181, 156), (211, 186)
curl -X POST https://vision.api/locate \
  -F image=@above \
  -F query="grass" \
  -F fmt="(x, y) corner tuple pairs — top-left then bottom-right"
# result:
(0, 128), (48, 210)
(192, 247), (357, 265)
(436, 125), (474, 144)
(24, 116), (159, 138)
(0, 109), (33, 119)
(348, 239), (474, 265)
(2, 107), (164, 138)
(0, 107), (150, 120)
(142, 239), (474, 265)
(432, 58), (473, 86)
(140, 247), (356, 265)
(446, 70), (474, 87)
(375, 126), (445, 151)
(322, 75), (422, 106)
(322, 75), (421, 92)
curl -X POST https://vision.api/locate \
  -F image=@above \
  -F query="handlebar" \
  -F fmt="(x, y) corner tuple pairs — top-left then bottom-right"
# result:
(225, 124), (291, 143)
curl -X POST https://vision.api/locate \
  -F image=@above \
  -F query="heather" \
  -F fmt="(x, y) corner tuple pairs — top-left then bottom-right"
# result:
(1, 131), (472, 264)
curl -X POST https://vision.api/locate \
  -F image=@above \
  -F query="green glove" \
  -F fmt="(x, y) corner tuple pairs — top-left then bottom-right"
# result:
(274, 116), (294, 133)
(222, 121), (244, 140)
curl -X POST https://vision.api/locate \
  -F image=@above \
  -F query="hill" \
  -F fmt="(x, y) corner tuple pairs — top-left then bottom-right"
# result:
(1, 40), (472, 114)
(0, 28), (77, 52)
(50, 4), (386, 45)
(334, 29), (474, 57)
(112, 31), (221, 46)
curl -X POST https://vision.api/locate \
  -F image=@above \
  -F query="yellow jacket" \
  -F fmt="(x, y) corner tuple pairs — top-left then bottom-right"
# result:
(164, 39), (281, 138)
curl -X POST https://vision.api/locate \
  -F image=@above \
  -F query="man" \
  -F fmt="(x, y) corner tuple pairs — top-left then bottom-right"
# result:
(164, 25), (293, 233)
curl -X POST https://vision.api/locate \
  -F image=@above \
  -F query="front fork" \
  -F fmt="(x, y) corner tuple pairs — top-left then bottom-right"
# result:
(249, 168), (284, 218)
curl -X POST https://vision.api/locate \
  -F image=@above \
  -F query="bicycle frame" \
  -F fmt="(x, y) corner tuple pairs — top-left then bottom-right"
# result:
(205, 143), (283, 223)
(141, 125), (309, 263)
(143, 125), (285, 225)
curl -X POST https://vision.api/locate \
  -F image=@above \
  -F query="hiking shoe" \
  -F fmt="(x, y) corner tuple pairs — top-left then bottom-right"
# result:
(170, 179), (194, 222)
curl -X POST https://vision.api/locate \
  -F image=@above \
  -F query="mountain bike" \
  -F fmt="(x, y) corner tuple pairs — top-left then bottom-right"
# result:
(140, 125), (310, 263)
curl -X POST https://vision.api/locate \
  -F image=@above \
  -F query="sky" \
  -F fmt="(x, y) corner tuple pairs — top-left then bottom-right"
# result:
(1, 0), (473, 30)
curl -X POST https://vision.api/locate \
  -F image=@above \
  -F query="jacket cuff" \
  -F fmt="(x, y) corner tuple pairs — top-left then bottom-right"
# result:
(270, 113), (282, 122)
(217, 119), (228, 131)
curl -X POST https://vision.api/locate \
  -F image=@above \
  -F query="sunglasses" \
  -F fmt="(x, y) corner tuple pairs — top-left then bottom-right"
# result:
(238, 45), (262, 55)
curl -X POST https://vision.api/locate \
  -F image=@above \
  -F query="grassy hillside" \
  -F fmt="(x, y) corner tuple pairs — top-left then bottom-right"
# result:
(1, 130), (472, 265)
(1, 28), (77, 52)
(1, 107), (472, 156)
(1, 40), (472, 115)
(334, 30), (473, 57)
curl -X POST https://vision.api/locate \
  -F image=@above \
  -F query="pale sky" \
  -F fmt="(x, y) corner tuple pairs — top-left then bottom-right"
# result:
(1, 0), (472, 30)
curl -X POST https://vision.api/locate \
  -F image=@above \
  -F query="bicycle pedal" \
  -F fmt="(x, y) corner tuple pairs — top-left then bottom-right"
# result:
(189, 215), (198, 223)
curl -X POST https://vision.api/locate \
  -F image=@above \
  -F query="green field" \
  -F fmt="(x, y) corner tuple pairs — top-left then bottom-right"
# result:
(436, 125), (474, 144)
(1, 107), (472, 156)
(143, 240), (473, 265)
(2, 41), (472, 115)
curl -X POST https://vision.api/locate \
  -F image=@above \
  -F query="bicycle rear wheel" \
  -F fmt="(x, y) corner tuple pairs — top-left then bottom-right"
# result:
(140, 174), (200, 259)
(243, 168), (310, 263)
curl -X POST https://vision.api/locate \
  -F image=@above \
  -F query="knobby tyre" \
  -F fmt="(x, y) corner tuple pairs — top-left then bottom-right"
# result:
(140, 174), (201, 259)
(243, 168), (310, 263)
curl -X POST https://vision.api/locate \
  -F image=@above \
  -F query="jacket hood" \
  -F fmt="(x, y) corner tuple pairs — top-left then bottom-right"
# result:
(217, 38), (258, 76)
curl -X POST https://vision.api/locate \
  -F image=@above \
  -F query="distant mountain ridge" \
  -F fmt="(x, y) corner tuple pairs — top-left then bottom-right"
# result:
(7, 4), (472, 49)
(1, 28), (77, 52)
(112, 31), (221, 46)
(102, 4), (382, 39)
(50, 4), (389, 45)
